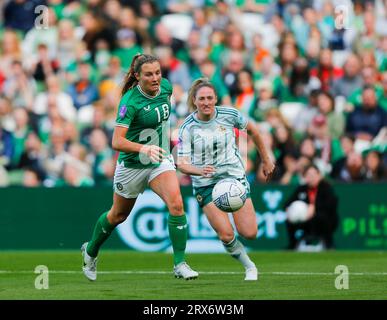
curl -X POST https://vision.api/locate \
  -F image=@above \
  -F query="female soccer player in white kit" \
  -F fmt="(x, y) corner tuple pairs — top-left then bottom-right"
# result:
(177, 78), (275, 280)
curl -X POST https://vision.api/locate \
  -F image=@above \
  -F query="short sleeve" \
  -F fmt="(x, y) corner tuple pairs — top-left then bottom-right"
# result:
(177, 123), (192, 157)
(234, 110), (248, 130)
(115, 93), (137, 128)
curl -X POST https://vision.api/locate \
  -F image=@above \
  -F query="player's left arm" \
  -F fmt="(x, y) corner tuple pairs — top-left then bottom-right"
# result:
(246, 120), (276, 181)
(177, 156), (215, 177)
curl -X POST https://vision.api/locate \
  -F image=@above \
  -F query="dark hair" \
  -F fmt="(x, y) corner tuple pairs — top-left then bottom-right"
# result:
(363, 84), (375, 92)
(302, 164), (320, 176)
(187, 78), (217, 111)
(121, 54), (159, 96)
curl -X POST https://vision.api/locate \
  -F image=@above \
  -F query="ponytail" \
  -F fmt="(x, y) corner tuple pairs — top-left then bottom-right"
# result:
(187, 78), (217, 112)
(121, 53), (159, 96)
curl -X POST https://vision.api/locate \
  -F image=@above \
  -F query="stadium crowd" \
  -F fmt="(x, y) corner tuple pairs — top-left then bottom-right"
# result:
(0, 0), (386, 188)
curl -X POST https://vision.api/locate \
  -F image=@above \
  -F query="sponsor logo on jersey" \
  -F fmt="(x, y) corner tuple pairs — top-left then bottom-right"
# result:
(116, 182), (123, 191)
(119, 105), (127, 118)
(144, 105), (151, 111)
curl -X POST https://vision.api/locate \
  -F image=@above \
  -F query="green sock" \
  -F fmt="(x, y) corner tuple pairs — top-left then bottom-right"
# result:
(168, 214), (187, 266)
(86, 211), (115, 258)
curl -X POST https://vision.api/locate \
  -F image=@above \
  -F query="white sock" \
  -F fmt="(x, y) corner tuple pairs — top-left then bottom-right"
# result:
(222, 237), (256, 270)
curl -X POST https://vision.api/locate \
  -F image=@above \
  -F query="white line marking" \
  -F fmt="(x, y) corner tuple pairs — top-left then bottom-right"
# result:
(1, 270), (387, 276)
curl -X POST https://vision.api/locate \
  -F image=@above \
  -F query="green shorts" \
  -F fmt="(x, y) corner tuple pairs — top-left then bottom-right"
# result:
(193, 177), (251, 208)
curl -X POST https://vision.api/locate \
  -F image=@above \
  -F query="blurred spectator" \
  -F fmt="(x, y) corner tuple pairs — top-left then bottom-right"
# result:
(88, 128), (115, 186)
(22, 167), (42, 187)
(18, 131), (47, 181)
(0, 97), (14, 132)
(364, 150), (386, 181)
(113, 28), (143, 71)
(249, 79), (277, 122)
(289, 56), (317, 103)
(250, 33), (270, 71)
(57, 19), (81, 70)
(333, 151), (366, 182)
(31, 43), (60, 85)
(293, 89), (320, 135)
(346, 86), (387, 141)
(80, 11), (116, 62)
(0, 30), (22, 78)
(234, 69), (256, 115)
(43, 126), (69, 186)
(299, 136), (316, 161)
(137, 0), (161, 46)
(272, 124), (297, 176)
(221, 50), (248, 100)
(331, 54), (363, 99)
(284, 164), (339, 250)
(331, 133), (356, 180)
(61, 159), (94, 187)
(307, 114), (333, 175)
(66, 62), (99, 110)
(154, 21), (186, 58)
(317, 91), (345, 140)
(348, 66), (383, 107)
(2, 60), (36, 110)
(155, 46), (192, 91)
(80, 102), (113, 148)
(264, 0), (298, 24)
(353, 10), (379, 54)
(310, 48), (342, 93)
(279, 150), (300, 185)
(199, 59), (231, 105)
(9, 107), (31, 169)
(191, 7), (212, 48)
(33, 75), (76, 122)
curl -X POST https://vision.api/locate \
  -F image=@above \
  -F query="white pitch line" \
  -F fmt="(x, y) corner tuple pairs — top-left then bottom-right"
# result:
(1, 270), (387, 276)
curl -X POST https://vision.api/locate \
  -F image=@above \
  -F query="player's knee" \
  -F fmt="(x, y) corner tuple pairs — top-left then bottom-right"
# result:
(168, 197), (184, 215)
(241, 228), (258, 240)
(110, 211), (128, 225)
(219, 231), (235, 244)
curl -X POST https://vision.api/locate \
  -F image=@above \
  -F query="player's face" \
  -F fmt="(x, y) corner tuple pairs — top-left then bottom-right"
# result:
(136, 61), (162, 95)
(193, 86), (217, 117)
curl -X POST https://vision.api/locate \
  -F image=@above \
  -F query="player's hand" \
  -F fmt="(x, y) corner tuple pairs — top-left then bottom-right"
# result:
(141, 145), (167, 163)
(262, 159), (275, 182)
(201, 165), (216, 178)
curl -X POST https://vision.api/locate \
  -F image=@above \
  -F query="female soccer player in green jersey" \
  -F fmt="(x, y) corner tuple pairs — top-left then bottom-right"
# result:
(177, 78), (275, 280)
(81, 54), (198, 281)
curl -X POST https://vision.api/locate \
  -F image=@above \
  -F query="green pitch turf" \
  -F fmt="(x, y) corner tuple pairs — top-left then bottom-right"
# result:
(0, 251), (386, 300)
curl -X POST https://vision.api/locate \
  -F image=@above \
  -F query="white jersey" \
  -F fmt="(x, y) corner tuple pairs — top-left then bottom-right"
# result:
(178, 106), (248, 188)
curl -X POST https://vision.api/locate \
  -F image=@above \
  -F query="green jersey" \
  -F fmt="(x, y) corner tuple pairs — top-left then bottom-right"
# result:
(115, 78), (172, 168)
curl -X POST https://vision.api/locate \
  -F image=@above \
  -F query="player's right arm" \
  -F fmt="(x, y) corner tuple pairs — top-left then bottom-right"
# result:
(112, 126), (166, 163)
(114, 95), (166, 162)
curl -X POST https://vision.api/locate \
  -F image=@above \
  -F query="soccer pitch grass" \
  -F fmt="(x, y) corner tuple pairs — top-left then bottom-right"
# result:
(0, 251), (386, 300)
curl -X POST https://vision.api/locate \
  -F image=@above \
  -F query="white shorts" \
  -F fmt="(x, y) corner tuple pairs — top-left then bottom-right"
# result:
(113, 156), (176, 199)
